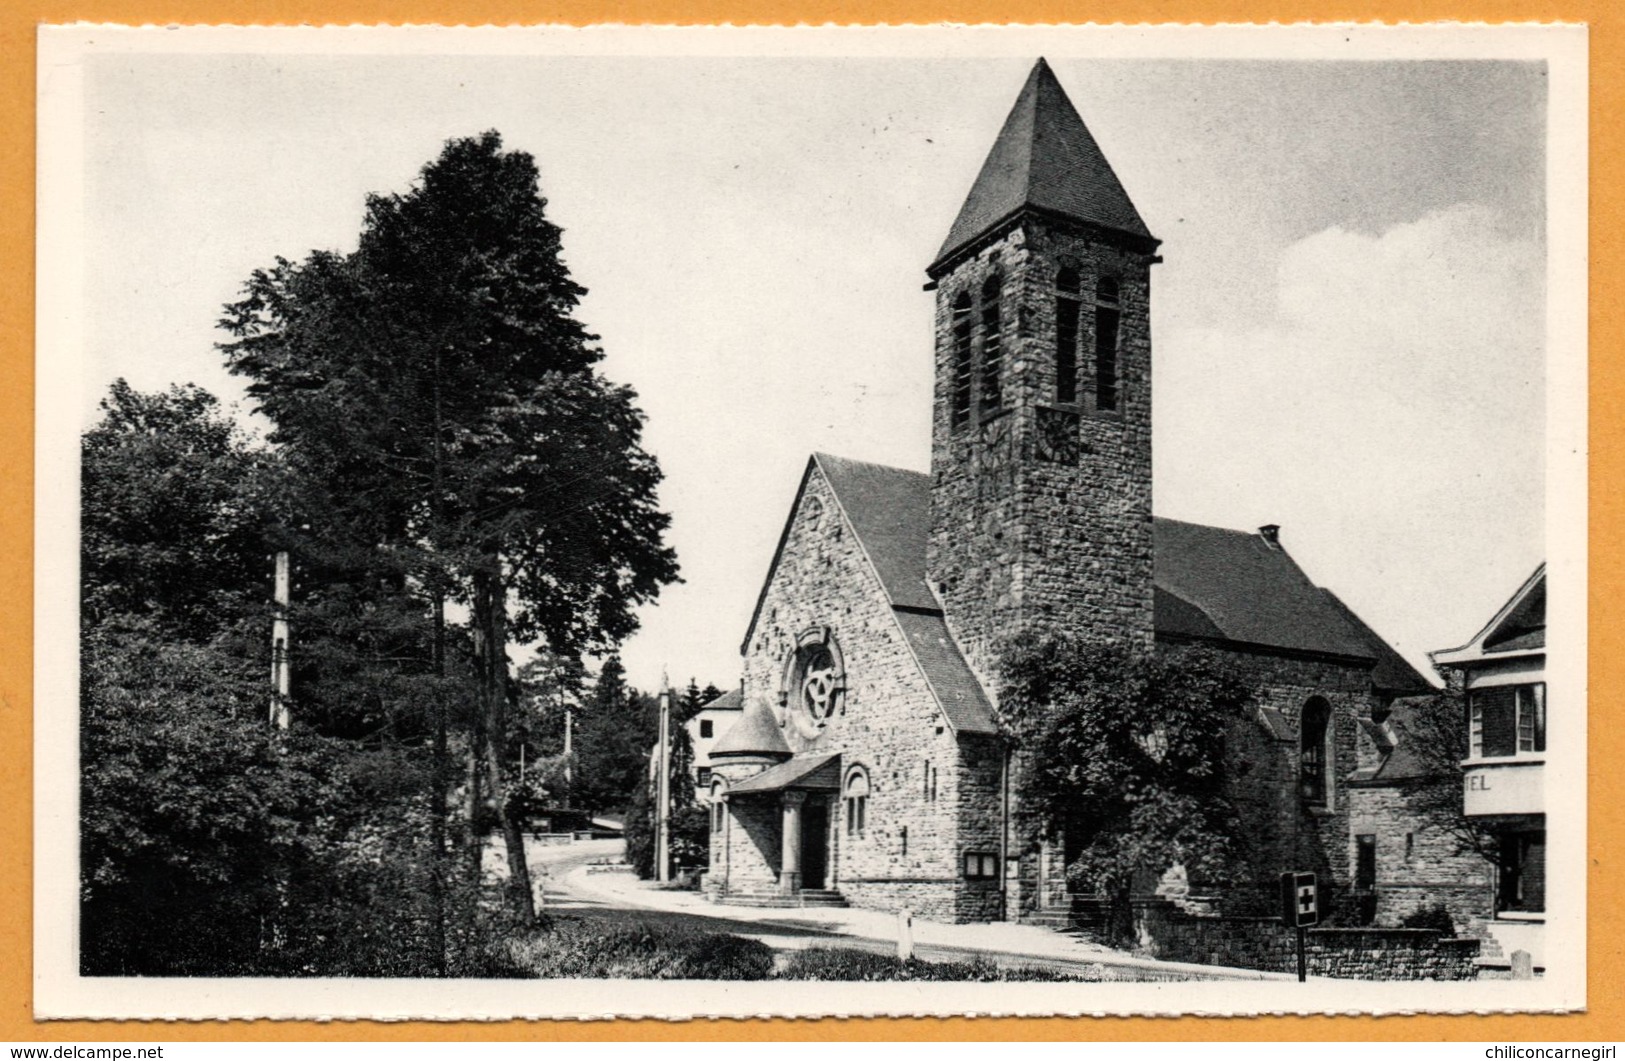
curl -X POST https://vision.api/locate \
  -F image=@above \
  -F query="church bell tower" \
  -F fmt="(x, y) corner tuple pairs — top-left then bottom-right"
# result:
(925, 58), (1160, 673)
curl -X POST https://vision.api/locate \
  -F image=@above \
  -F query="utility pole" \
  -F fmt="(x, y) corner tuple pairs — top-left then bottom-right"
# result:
(656, 670), (672, 883)
(269, 550), (291, 730)
(562, 699), (574, 802)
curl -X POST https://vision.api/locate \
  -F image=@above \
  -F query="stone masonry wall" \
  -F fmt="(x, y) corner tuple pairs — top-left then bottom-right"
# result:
(1347, 782), (1495, 930)
(1134, 900), (1480, 980)
(927, 220), (1157, 684)
(738, 464), (985, 919)
(1197, 645), (1382, 915)
(709, 759), (784, 893)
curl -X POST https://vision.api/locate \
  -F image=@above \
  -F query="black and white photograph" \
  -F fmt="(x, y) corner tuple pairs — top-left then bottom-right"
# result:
(34, 23), (1586, 1019)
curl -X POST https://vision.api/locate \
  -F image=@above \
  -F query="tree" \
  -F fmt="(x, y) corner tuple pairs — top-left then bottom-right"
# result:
(78, 382), (483, 976)
(81, 379), (275, 644)
(571, 656), (653, 816)
(1386, 691), (1498, 863)
(219, 131), (681, 919)
(997, 636), (1255, 930)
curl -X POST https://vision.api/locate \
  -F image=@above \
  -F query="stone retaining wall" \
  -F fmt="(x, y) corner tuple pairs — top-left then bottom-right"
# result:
(1134, 900), (1479, 980)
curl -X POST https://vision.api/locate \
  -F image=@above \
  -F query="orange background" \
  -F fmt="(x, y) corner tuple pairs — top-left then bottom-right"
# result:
(1, 3), (1615, 1043)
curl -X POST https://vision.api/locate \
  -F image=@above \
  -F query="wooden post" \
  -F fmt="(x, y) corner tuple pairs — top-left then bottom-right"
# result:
(897, 908), (915, 961)
(656, 672), (672, 883)
(270, 551), (291, 730)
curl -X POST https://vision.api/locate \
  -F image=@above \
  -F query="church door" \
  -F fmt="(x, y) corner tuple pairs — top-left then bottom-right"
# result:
(800, 799), (829, 889)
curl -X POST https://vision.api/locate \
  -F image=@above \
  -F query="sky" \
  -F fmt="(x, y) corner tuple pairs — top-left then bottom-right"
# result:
(70, 35), (1561, 693)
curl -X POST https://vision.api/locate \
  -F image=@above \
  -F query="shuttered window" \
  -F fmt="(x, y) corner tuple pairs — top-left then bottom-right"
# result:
(1470, 684), (1544, 758)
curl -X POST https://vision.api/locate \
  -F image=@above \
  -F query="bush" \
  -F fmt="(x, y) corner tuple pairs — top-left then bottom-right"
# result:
(1400, 903), (1457, 936)
(777, 946), (1083, 982)
(511, 918), (775, 979)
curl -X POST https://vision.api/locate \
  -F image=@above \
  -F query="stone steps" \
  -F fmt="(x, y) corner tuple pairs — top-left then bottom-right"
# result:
(715, 887), (850, 909)
(1021, 896), (1109, 936)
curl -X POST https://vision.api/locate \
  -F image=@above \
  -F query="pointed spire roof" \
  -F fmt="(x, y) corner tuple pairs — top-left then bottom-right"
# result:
(931, 58), (1154, 274)
(710, 696), (792, 760)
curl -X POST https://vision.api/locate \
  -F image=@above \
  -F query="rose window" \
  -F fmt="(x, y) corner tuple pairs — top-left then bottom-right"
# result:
(800, 645), (838, 721)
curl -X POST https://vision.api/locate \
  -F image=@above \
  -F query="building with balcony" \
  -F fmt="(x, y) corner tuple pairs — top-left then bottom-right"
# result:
(1431, 563), (1547, 970)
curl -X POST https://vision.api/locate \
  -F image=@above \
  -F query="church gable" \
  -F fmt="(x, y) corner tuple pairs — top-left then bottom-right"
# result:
(741, 454), (998, 737)
(740, 457), (964, 749)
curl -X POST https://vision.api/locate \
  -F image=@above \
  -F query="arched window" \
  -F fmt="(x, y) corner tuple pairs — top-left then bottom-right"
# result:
(980, 274), (1004, 413)
(1094, 277), (1121, 412)
(950, 292), (974, 431)
(1055, 267), (1082, 404)
(710, 778), (727, 833)
(1300, 698), (1332, 808)
(844, 767), (870, 837)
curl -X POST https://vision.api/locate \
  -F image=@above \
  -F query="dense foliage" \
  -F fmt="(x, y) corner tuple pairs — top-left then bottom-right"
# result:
(81, 129), (680, 972)
(997, 636), (1255, 900)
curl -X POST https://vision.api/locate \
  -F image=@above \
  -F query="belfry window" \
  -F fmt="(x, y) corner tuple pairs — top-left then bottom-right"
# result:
(1300, 697), (1332, 809)
(1055, 267), (1081, 405)
(844, 767), (870, 837)
(951, 293), (974, 430)
(980, 274), (1004, 414)
(1094, 277), (1121, 412)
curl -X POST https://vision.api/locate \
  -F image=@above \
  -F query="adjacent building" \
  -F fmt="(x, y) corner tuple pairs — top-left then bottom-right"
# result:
(1431, 563), (1548, 970)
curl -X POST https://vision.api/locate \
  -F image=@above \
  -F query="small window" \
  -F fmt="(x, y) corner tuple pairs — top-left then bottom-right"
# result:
(699, 719), (714, 739)
(1300, 698), (1332, 808)
(710, 780), (726, 833)
(844, 767), (870, 837)
(980, 275), (1004, 413)
(950, 293), (973, 431)
(696, 766), (713, 788)
(1094, 278), (1121, 412)
(1355, 834), (1376, 891)
(963, 852), (1000, 880)
(900, 825), (909, 857)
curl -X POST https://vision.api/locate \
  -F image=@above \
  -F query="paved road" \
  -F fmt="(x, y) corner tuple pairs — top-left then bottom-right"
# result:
(530, 839), (1220, 981)
(534, 839), (876, 945)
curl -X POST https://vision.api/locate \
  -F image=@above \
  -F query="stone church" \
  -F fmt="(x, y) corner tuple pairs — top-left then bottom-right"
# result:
(703, 59), (1431, 924)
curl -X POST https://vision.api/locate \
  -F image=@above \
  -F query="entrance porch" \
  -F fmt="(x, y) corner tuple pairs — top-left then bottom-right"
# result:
(709, 752), (847, 908)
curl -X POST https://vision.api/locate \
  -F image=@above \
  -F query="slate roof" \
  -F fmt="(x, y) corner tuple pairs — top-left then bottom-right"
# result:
(815, 454), (938, 611)
(1432, 563), (1546, 666)
(1152, 519), (1377, 662)
(893, 609), (1001, 735)
(932, 58), (1155, 275)
(807, 456), (1417, 679)
(727, 752), (843, 795)
(1349, 700), (1442, 784)
(699, 687), (744, 713)
(1318, 589), (1433, 694)
(710, 698), (791, 759)
(740, 451), (1418, 743)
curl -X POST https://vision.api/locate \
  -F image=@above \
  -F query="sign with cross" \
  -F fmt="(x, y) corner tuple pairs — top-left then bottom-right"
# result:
(1280, 871), (1319, 928)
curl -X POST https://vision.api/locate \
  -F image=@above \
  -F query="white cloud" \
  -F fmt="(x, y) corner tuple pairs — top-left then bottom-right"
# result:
(1155, 203), (1545, 671)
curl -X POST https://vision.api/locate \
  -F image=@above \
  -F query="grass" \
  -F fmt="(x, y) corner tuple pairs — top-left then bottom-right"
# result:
(777, 945), (1096, 982)
(495, 919), (1116, 980)
(505, 918), (776, 979)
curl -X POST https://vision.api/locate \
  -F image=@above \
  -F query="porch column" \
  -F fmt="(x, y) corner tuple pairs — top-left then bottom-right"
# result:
(780, 790), (806, 895)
